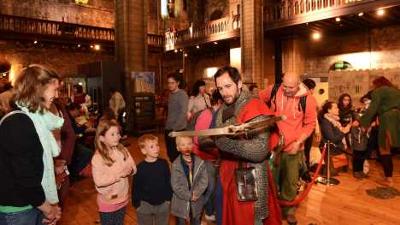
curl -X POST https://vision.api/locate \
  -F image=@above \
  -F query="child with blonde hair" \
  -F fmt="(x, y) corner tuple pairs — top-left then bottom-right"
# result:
(171, 136), (208, 225)
(92, 119), (136, 225)
(133, 134), (172, 225)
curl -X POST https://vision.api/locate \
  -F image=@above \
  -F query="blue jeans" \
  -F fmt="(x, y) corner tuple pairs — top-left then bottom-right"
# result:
(0, 208), (43, 225)
(176, 216), (201, 225)
(204, 161), (217, 216)
(99, 207), (126, 225)
(215, 175), (223, 225)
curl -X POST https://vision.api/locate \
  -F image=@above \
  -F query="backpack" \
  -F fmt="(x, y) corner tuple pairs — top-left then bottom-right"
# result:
(266, 83), (307, 113)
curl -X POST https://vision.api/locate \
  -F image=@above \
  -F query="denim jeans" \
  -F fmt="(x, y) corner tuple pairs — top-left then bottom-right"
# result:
(215, 175), (223, 225)
(204, 161), (217, 216)
(176, 216), (201, 225)
(99, 207), (126, 225)
(0, 208), (43, 225)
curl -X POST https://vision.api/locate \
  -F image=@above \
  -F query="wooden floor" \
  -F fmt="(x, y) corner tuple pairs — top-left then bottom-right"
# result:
(59, 133), (400, 225)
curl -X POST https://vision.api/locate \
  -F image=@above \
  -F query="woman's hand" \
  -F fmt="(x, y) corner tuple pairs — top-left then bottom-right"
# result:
(38, 202), (62, 225)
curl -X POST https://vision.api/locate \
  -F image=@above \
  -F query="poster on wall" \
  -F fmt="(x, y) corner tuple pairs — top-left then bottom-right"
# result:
(131, 72), (155, 93)
(328, 68), (400, 107)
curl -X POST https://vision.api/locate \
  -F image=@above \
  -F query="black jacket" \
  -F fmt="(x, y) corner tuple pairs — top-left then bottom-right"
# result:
(319, 115), (345, 154)
(0, 110), (46, 207)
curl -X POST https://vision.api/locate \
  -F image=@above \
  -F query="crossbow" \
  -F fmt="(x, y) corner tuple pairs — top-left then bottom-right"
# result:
(169, 115), (286, 138)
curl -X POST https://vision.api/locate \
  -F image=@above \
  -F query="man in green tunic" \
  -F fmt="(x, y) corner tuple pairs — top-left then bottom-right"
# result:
(360, 76), (400, 187)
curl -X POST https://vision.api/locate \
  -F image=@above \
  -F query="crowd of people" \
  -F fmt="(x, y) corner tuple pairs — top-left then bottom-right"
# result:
(0, 64), (399, 225)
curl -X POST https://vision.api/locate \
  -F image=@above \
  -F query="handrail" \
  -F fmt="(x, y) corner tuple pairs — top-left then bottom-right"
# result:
(147, 34), (164, 48)
(165, 15), (240, 51)
(0, 14), (114, 41)
(264, 0), (370, 24)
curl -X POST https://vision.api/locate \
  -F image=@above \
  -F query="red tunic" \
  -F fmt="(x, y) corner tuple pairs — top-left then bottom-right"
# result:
(220, 99), (282, 225)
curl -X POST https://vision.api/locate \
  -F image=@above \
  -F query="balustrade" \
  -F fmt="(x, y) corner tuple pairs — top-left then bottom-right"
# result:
(165, 15), (240, 51)
(264, 0), (368, 24)
(0, 14), (114, 42)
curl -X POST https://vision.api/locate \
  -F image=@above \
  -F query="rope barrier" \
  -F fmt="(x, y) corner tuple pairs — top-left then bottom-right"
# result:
(278, 144), (327, 206)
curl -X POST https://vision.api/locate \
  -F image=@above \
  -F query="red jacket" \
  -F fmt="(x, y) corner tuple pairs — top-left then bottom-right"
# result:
(259, 83), (317, 151)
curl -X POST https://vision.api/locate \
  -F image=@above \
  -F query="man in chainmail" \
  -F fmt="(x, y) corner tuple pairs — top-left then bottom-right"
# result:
(201, 66), (281, 225)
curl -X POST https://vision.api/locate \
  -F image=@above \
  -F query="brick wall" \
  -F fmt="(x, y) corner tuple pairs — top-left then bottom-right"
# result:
(0, 40), (113, 83)
(0, 0), (114, 28)
(304, 25), (400, 76)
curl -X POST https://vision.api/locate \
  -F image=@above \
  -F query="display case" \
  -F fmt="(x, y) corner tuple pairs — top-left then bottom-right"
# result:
(128, 93), (156, 135)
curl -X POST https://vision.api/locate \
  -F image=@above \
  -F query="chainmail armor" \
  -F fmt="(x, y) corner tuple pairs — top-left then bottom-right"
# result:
(215, 90), (271, 220)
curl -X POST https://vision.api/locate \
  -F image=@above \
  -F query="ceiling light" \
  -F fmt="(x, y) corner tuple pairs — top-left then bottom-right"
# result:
(94, 44), (100, 50)
(311, 31), (321, 41)
(376, 9), (385, 17)
(90, 45), (94, 48)
(196, 45), (200, 49)
(358, 12), (364, 17)
(213, 42), (218, 45)
(335, 17), (341, 22)
(174, 49), (178, 53)
(33, 40), (38, 44)
(184, 53), (188, 57)
(75, 0), (89, 4)
(77, 44), (81, 48)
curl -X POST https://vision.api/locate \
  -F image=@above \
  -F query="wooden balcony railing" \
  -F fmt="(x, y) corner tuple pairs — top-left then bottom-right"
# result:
(264, 0), (400, 30)
(147, 34), (164, 48)
(0, 14), (114, 42)
(165, 15), (240, 51)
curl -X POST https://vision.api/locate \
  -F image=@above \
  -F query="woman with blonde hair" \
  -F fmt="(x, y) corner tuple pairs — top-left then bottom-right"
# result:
(0, 65), (63, 225)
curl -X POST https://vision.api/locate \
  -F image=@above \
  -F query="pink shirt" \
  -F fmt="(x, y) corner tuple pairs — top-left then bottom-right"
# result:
(91, 148), (136, 212)
(193, 109), (219, 160)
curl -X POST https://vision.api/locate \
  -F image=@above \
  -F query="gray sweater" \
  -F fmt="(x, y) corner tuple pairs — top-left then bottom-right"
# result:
(165, 89), (188, 131)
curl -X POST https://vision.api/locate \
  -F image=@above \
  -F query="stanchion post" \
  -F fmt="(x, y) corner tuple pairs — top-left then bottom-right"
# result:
(317, 141), (340, 186)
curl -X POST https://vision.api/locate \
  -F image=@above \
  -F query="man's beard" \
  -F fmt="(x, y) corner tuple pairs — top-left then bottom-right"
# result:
(223, 90), (241, 105)
(283, 91), (295, 97)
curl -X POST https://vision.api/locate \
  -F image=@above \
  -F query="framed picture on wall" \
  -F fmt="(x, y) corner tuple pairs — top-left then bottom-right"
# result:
(131, 72), (155, 93)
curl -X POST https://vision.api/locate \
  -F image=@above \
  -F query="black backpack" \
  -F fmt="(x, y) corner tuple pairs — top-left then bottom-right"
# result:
(266, 83), (307, 113)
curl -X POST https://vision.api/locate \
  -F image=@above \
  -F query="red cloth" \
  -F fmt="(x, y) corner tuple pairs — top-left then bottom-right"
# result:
(73, 94), (86, 105)
(259, 84), (317, 152)
(220, 98), (281, 225)
(57, 105), (76, 164)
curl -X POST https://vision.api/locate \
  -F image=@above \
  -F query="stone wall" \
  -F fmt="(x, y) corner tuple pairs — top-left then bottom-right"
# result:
(0, 0), (114, 28)
(0, 40), (113, 83)
(186, 51), (230, 92)
(304, 25), (400, 76)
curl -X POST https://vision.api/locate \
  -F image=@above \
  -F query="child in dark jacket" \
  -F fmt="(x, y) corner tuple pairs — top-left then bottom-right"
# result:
(350, 113), (369, 179)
